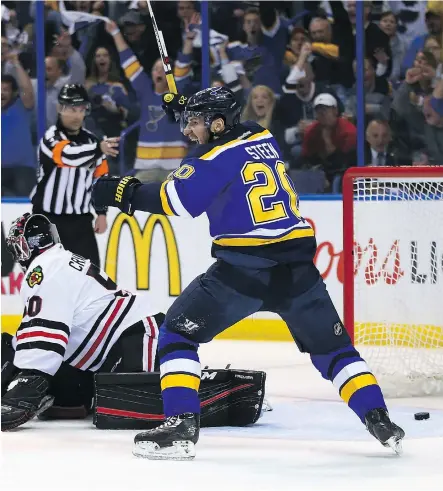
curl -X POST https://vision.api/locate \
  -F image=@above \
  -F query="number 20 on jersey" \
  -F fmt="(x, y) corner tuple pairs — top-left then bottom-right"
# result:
(242, 161), (301, 225)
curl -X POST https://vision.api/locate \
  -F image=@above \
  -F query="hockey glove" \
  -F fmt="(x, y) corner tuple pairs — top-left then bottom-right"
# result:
(162, 92), (188, 123)
(92, 175), (141, 216)
(2, 371), (54, 431)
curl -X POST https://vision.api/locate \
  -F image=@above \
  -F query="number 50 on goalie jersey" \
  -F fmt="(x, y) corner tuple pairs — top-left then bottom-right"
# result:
(159, 121), (314, 252)
(13, 244), (159, 377)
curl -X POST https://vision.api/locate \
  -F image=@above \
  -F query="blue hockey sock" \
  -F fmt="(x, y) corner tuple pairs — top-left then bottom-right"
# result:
(158, 325), (201, 417)
(311, 345), (387, 423)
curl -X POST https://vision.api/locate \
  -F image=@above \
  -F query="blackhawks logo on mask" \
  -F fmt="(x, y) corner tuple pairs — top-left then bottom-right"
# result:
(26, 266), (43, 288)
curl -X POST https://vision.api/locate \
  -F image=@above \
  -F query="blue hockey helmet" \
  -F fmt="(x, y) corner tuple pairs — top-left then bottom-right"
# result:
(180, 86), (242, 134)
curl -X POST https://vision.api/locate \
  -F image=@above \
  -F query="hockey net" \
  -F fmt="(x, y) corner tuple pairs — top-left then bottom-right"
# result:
(343, 167), (443, 397)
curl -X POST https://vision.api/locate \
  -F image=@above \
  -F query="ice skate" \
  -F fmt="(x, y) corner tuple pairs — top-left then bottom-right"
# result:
(133, 413), (200, 460)
(365, 408), (405, 455)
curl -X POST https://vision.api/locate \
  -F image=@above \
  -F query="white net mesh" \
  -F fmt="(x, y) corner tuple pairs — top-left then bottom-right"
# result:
(351, 173), (443, 397)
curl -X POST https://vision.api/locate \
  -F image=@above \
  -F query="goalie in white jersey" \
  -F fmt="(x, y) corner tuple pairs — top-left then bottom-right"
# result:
(1, 213), (164, 431)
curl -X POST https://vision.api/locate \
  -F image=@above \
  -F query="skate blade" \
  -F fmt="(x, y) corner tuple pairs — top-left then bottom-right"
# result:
(385, 436), (403, 456)
(133, 440), (196, 461)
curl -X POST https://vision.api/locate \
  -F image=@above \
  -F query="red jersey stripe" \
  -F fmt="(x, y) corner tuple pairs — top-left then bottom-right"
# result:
(75, 298), (125, 369)
(17, 331), (68, 343)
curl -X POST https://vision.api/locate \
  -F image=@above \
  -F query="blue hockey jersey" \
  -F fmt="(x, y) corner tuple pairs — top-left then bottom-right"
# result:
(159, 122), (314, 262)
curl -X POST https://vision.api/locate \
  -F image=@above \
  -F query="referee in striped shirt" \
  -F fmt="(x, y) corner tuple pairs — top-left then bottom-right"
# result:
(31, 84), (120, 266)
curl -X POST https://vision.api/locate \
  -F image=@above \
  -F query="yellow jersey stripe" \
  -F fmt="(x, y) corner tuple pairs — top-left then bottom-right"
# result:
(160, 181), (175, 216)
(200, 129), (271, 161)
(124, 60), (141, 79)
(136, 146), (187, 160)
(161, 373), (200, 391)
(340, 374), (378, 404)
(213, 227), (314, 247)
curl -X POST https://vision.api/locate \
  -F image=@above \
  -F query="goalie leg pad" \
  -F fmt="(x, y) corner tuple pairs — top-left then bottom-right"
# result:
(94, 368), (266, 430)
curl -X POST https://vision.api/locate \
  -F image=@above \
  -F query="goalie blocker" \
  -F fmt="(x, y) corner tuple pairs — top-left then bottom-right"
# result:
(94, 368), (266, 429)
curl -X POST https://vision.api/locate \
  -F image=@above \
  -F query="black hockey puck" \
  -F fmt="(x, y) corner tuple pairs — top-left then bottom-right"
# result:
(414, 412), (430, 420)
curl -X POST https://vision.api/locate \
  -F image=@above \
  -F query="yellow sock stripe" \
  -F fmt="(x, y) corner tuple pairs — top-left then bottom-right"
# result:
(339, 374), (378, 404)
(160, 373), (200, 391)
(160, 181), (175, 216)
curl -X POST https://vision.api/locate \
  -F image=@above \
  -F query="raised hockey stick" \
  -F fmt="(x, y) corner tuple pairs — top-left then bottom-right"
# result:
(145, 0), (178, 94)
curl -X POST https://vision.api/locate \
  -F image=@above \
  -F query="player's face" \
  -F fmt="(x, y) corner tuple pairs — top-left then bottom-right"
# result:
(183, 116), (208, 144)
(58, 105), (87, 132)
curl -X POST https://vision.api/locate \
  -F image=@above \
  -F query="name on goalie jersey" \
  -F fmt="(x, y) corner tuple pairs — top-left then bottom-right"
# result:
(69, 254), (86, 271)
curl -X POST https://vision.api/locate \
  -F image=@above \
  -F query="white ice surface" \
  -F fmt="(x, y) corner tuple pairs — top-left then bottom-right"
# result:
(2, 341), (443, 491)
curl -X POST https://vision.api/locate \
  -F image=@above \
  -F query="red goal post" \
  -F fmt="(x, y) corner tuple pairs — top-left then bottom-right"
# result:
(342, 166), (443, 396)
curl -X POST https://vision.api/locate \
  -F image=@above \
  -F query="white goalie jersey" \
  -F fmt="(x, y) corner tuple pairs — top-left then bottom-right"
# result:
(12, 244), (159, 376)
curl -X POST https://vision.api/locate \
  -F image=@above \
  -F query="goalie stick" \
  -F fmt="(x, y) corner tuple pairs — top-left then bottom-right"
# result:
(145, 0), (178, 94)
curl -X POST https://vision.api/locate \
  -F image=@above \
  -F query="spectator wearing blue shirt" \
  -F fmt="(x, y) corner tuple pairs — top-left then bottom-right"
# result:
(401, 10), (442, 75)
(1, 53), (36, 197)
(85, 46), (133, 141)
(226, 8), (284, 95)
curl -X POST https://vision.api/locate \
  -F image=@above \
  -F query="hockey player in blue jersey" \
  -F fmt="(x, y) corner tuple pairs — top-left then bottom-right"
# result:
(92, 86), (404, 460)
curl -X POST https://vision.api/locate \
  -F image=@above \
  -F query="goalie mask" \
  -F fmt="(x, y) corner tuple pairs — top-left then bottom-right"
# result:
(6, 213), (61, 271)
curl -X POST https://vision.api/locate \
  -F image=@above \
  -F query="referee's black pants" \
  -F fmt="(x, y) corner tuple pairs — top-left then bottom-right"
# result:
(36, 212), (101, 267)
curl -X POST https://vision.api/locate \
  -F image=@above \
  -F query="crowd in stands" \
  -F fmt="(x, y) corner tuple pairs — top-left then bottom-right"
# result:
(2, 0), (443, 196)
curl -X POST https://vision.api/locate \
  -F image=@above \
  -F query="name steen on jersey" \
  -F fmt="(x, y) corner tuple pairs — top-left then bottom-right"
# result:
(245, 142), (279, 160)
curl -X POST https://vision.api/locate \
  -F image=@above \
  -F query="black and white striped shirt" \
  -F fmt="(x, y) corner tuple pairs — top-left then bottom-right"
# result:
(31, 123), (109, 215)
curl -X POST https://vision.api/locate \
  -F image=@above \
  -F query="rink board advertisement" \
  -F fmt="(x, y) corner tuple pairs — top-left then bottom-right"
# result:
(2, 199), (343, 340)
(354, 200), (443, 327)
